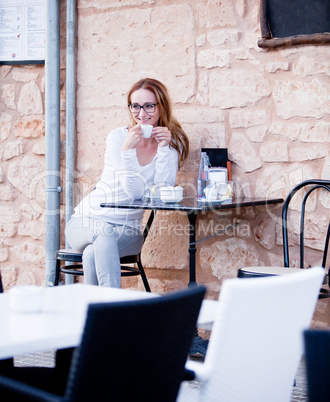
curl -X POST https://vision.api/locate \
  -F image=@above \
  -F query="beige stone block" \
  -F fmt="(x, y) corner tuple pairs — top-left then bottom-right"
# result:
(0, 185), (14, 201)
(175, 107), (225, 124)
(16, 268), (45, 286)
(18, 221), (45, 240)
(196, 34), (206, 47)
(273, 79), (329, 119)
(254, 217), (276, 250)
(184, 123), (227, 150)
(207, 29), (241, 46)
(7, 156), (45, 200)
(17, 81), (43, 115)
(0, 113), (12, 140)
(12, 69), (39, 82)
(254, 165), (287, 200)
(321, 157), (330, 180)
(0, 167), (2, 182)
(0, 223), (17, 238)
(300, 122), (330, 143)
(268, 122), (301, 141)
(1, 65), (12, 78)
(197, 49), (232, 69)
(260, 140), (289, 162)
(293, 55), (330, 77)
(1, 84), (16, 110)
(3, 139), (24, 160)
(263, 62), (290, 73)
(200, 238), (264, 281)
(40, 76), (45, 93)
(142, 214), (188, 269)
(0, 207), (20, 223)
(209, 70), (271, 109)
(196, 0), (236, 29)
(243, 31), (264, 52)
(235, 0), (246, 18)
(0, 264), (17, 290)
(0, 247), (8, 262)
(287, 165), (316, 190)
(289, 143), (328, 162)
(232, 47), (257, 61)
(246, 126), (267, 143)
(11, 241), (45, 264)
(77, 5), (195, 108)
(20, 202), (41, 220)
(196, 70), (209, 105)
(267, 251), (284, 268)
(198, 217), (237, 239)
(229, 109), (269, 128)
(33, 138), (46, 155)
(229, 132), (261, 173)
(320, 159), (330, 208)
(277, 215), (328, 253)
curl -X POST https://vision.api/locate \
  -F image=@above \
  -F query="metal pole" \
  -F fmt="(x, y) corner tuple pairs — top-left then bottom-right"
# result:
(45, 0), (61, 286)
(65, 0), (77, 284)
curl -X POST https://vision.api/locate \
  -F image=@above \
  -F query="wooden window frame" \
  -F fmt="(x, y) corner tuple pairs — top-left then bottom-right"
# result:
(258, 0), (330, 49)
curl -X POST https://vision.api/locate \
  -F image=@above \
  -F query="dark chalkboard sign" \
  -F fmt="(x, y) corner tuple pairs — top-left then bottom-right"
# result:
(258, 0), (330, 48)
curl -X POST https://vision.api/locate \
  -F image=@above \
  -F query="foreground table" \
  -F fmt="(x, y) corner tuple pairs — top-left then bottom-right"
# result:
(0, 284), (216, 360)
(101, 196), (283, 286)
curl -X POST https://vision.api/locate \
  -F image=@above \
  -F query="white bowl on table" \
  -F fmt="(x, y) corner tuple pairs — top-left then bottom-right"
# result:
(160, 186), (183, 203)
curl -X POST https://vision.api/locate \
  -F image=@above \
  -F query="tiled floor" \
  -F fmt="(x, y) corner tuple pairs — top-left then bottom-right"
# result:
(14, 351), (308, 401)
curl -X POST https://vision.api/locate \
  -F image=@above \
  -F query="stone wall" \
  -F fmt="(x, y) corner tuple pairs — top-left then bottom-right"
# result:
(1, 0), (329, 321)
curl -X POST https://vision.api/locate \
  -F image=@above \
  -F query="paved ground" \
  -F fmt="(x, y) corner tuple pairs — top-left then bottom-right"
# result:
(14, 350), (308, 401)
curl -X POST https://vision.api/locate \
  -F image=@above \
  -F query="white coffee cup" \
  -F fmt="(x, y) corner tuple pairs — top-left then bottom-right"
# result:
(9, 285), (44, 313)
(141, 124), (153, 138)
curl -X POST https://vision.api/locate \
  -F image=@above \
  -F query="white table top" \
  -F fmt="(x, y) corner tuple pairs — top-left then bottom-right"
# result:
(0, 284), (217, 360)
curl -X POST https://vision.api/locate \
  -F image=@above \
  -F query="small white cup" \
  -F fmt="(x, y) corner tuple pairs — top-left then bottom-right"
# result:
(141, 124), (153, 138)
(9, 285), (44, 314)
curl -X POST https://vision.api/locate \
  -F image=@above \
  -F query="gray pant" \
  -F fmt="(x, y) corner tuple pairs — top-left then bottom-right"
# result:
(65, 217), (144, 287)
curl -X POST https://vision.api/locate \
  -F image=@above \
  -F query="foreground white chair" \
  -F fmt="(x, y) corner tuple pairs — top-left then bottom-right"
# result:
(183, 267), (324, 402)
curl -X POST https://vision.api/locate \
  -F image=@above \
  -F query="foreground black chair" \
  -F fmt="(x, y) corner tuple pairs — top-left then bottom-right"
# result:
(238, 180), (330, 294)
(0, 285), (206, 402)
(304, 329), (330, 402)
(54, 212), (155, 292)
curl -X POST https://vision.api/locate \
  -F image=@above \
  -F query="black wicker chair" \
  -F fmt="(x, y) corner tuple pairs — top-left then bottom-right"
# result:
(237, 180), (330, 296)
(0, 286), (206, 402)
(54, 212), (154, 292)
(304, 329), (330, 402)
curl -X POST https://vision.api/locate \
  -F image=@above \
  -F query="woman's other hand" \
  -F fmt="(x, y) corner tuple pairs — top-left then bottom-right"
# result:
(152, 126), (171, 147)
(122, 125), (143, 150)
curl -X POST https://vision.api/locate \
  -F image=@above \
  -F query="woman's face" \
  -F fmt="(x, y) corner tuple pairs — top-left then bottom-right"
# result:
(129, 88), (160, 127)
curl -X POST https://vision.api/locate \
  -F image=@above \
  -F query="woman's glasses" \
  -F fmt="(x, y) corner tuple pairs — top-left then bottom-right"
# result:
(128, 103), (159, 114)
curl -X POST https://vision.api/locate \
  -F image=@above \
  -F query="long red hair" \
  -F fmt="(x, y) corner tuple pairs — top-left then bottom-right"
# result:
(127, 78), (189, 168)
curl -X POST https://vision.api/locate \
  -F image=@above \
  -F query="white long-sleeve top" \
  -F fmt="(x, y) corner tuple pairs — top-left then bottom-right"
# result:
(73, 126), (179, 230)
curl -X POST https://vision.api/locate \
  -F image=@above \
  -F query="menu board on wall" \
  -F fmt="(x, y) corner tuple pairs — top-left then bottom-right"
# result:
(0, 0), (45, 64)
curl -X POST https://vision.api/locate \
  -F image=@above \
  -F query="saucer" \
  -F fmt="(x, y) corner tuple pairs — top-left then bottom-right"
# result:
(197, 197), (230, 203)
(161, 196), (183, 203)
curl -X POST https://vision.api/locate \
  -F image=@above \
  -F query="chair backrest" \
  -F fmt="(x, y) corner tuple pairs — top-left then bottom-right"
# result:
(200, 267), (324, 402)
(64, 285), (206, 402)
(304, 329), (330, 402)
(282, 179), (330, 268)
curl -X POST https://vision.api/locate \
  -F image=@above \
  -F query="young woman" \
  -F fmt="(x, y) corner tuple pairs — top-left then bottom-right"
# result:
(65, 78), (189, 287)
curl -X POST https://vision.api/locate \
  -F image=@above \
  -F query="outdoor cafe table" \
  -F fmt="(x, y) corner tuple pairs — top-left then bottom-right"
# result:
(101, 196), (284, 287)
(0, 283), (216, 360)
